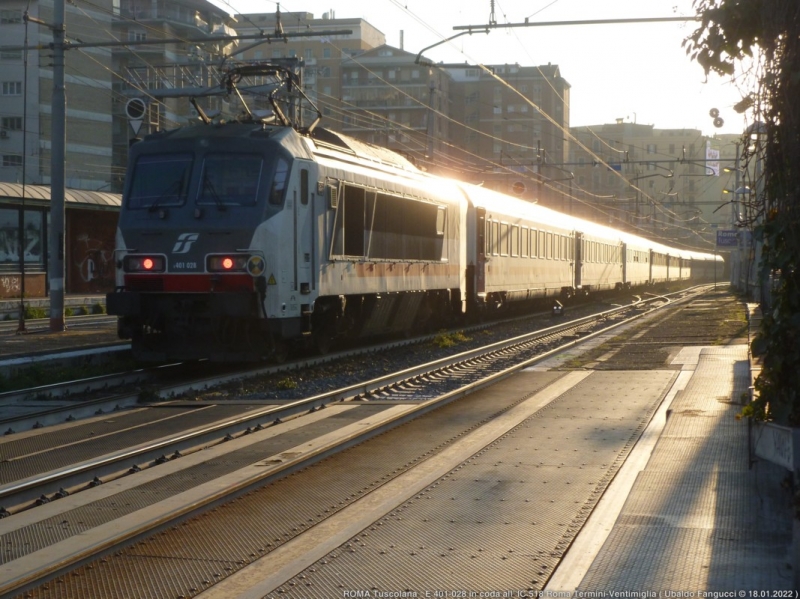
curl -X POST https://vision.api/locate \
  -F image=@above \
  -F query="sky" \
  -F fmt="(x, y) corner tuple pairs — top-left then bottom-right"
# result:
(212, 0), (752, 138)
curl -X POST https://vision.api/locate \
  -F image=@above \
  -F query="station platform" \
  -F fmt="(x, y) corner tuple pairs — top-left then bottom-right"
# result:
(0, 294), (121, 361)
(545, 342), (793, 592)
(0, 291), (794, 595)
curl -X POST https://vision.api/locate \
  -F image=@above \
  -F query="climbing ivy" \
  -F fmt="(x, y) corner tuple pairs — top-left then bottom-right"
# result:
(684, 0), (800, 423)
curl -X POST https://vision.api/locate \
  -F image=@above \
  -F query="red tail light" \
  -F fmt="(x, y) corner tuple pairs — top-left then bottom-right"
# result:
(123, 255), (166, 273)
(207, 254), (248, 272)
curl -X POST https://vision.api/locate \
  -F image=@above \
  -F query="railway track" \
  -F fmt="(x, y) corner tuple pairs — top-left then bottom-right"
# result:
(0, 287), (703, 512)
(0, 284), (721, 598)
(0, 287), (678, 428)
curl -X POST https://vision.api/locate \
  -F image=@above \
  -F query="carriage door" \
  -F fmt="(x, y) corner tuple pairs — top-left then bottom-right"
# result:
(295, 165), (314, 303)
(475, 207), (487, 295)
(621, 242), (628, 286)
(574, 232), (583, 289)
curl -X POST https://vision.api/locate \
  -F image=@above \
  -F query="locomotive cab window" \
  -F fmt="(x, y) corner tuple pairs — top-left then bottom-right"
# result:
(197, 153), (264, 207)
(127, 153), (192, 209)
(269, 157), (290, 205)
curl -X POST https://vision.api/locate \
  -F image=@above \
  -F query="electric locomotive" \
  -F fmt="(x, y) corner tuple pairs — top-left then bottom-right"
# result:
(107, 63), (723, 362)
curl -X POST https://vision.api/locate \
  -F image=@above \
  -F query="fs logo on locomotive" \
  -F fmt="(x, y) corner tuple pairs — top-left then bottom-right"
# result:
(172, 233), (199, 254)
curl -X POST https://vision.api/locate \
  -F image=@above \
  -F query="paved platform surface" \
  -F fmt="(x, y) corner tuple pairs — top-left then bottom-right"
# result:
(0, 295), (121, 360)
(539, 300), (795, 593)
(577, 345), (792, 591)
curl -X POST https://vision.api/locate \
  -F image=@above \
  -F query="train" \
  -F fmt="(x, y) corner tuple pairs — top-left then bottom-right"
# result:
(107, 71), (723, 362)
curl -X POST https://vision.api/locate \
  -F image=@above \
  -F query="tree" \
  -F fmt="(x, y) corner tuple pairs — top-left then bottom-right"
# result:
(684, 0), (800, 424)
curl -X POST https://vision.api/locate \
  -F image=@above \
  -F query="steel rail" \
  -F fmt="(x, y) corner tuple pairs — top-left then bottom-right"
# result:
(0, 285), (713, 598)
(0, 286), (707, 512)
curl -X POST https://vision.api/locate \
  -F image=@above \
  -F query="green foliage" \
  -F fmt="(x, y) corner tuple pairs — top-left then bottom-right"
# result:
(276, 376), (298, 390)
(686, 0), (800, 423)
(23, 305), (47, 319)
(433, 330), (472, 348)
(683, 0), (763, 76)
(77, 306), (90, 315)
(91, 303), (106, 315)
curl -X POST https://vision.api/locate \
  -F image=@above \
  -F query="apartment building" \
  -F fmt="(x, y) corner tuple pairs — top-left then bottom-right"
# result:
(0, 0), (114, 190)
(570, 121), (734, 248)
(231, 11), (386, 131)
(442, 62), (570, 205)
(111, 0), (238, 189)
(338, 44), (450, 172)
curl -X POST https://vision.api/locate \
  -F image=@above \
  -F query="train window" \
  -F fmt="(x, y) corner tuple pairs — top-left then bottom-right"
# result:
(538, 231), (546, 258)
(511, 225), (519, 257)
(478, 214), (486, 256)
(198, 153), (264, 207)
(492, 221), (499, 255)
(128, 153), (192, 209)
(334, 185), (447, 261)
(500, 223), (509, 256)
(300, 169), (309, 205)
(521, 228), (528, 257)
(436, 206), (446, 235)
(268, 158), (289, 205)
(342, 185), (366, 257)
(546, 232), (552, 259)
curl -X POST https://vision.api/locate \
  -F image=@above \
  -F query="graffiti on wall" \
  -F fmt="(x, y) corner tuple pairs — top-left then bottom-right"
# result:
(73, 232), (115, 289)
(1, 275), (21, 294)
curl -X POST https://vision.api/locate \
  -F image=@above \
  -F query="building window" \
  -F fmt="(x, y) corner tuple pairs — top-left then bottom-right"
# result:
(323, 47), (331, 58)
(1, 81), (21, 95)
(0, 208), (44, 269)
(304, 49), (314, 61)
(1, 117), (22, 130)
(0, 9), (23, 24)
(1, 49), (22, 61)
(411, 69), (420, 79)
(2, 154), (23, 166)
(272, 49), (282, 58)
(128, 30), (146, 42)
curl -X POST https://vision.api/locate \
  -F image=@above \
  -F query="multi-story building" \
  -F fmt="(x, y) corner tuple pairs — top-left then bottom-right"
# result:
(338, 44), (449, 172)
(111, 0), (238, 190)
(444, 62), (570, 205)
(569, 121), (734, 249)
(0, 0), (114, 190)
(231, 11), (386, 131)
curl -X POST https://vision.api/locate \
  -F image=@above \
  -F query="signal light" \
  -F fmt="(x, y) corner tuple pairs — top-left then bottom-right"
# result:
(123, 255), (165, 273)
(207, 254), (248, 272)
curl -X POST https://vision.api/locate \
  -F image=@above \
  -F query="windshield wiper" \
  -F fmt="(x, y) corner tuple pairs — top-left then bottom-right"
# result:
(202, 174), (227, 212)
(147, 179), (183, 212)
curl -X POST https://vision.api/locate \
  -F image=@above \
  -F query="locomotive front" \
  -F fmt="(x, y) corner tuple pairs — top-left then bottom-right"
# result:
(107, 124), (308, 361)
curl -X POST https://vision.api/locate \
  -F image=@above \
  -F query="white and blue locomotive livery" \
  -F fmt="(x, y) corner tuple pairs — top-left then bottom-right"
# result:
(107, 66), (722, 361)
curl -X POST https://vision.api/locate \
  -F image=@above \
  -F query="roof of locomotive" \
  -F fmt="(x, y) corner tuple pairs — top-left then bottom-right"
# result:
(306, 128), (420, 172)
(134, 122), (315, 161)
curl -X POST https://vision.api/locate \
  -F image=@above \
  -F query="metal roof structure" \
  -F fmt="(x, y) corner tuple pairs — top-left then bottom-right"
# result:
(0, 183), (121, 210)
